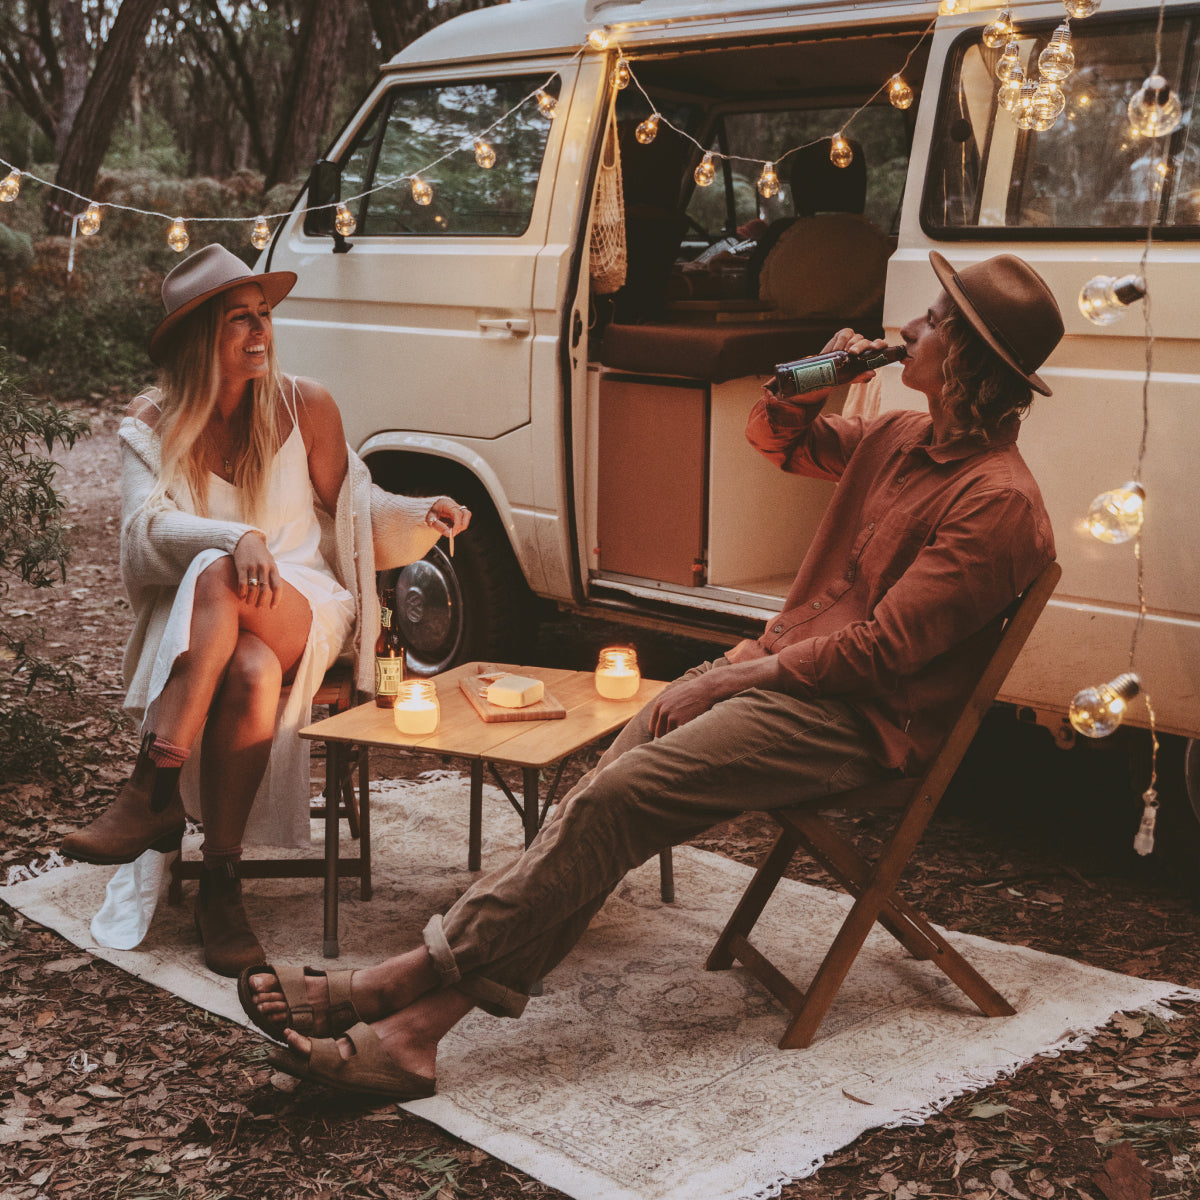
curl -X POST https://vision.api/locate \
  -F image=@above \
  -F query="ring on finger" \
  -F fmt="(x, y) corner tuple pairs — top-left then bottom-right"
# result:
(248, 577), (260, 586)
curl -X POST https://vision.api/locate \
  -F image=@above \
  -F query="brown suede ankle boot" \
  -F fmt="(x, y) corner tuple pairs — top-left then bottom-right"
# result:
(62, 732), (186, 864)
(195, 861), (265, 978)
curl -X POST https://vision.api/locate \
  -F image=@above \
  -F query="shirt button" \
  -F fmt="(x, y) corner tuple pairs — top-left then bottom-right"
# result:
(812, 601), (821, 609)
(868, 522), (875, 531)
(896, 474), (907, 484)
(773, 625), (783, 634)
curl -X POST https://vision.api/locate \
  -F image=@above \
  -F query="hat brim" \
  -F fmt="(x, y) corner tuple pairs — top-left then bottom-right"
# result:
(148, 269), (297, 365)
(929, 251), (1051, 396)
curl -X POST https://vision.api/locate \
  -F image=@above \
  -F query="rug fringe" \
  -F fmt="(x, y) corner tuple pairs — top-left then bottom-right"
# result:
(5, 849), (69, 888)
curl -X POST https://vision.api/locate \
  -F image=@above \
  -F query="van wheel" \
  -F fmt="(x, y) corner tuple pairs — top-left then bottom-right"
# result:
(390, 509), (532, 677)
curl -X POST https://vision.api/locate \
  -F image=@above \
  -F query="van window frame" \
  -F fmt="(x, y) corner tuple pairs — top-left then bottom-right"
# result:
(921, 3), (1200, 241)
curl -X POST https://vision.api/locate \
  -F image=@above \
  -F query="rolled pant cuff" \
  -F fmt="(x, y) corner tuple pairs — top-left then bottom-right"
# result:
(422, 914), (529, 1018)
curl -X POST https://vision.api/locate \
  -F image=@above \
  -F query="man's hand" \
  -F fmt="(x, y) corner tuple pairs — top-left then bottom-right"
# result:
(648, 656), (781, 737)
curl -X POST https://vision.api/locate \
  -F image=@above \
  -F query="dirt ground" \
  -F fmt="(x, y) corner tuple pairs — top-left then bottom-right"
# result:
(2, 401), (1200, 1200)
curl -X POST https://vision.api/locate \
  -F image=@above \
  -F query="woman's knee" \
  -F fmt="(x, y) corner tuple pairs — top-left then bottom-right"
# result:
(221, 634), (283, 707)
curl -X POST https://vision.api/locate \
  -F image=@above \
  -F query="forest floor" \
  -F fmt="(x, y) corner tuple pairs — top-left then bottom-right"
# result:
(2, 400), (1200, 1200)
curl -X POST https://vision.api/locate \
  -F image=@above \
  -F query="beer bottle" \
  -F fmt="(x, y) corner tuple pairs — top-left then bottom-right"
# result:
(374, 586), (407, 708)
(773, 344), (906, 400)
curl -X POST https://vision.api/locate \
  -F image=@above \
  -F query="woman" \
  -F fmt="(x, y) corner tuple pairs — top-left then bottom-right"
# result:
(62, 244), (471, 976)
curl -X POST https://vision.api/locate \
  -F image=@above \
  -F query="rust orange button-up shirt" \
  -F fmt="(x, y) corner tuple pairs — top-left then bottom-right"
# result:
(729, 395), (1055, 774)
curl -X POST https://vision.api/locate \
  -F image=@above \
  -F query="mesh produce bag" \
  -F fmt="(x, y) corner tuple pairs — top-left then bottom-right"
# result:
(589, 99), (627, 294)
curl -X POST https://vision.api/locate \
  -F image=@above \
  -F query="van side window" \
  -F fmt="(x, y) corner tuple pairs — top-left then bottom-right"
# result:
(335, 74), (562, 237)
(924, 12), (1200, 237)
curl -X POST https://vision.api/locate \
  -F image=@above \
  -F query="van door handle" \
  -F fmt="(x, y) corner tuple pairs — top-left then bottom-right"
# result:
(478, 318), (531, 336)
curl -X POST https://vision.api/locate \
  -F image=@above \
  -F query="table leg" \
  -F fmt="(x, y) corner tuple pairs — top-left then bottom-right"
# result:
(522, 767), (540, 848)
(323, 741), (341, 958)
(469, 760), (483, 872)
(359, 744), (372, 901)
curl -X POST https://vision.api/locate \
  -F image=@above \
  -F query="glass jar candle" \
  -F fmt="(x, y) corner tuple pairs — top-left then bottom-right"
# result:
(595, 647), (640, 700)
(393, 679), (440, 735)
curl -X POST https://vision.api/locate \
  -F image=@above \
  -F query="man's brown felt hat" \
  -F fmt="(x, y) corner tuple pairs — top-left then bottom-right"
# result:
(149, 243), (297, 365)
(929, 251), (1063, 396)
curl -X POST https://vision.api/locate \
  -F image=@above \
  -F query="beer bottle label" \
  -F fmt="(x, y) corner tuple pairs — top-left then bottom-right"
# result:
(375, 655), (404, 697)
(380, 605), (391, 628)
(779, 358), (840, 393)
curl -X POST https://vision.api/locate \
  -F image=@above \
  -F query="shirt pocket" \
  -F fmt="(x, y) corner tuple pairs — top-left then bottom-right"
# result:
(854, 508), (933, 596)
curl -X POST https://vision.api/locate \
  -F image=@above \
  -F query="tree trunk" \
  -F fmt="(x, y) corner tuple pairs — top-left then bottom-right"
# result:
(55, 0), (90, 158)
(48, 0), (160, 234)
(266, 0), (351, 191)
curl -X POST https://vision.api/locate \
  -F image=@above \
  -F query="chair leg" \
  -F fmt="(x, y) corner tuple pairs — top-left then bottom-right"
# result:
(322, 742), (342, 958)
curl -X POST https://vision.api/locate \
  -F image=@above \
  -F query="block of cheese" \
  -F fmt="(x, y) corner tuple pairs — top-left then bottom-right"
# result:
(485, 673), (545, 709)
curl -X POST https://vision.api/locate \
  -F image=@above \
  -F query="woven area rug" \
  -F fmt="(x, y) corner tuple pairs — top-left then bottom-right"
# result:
(4, 771), (1197, 1200)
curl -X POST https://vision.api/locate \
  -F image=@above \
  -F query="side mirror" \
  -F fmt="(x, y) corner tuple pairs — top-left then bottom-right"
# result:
(305, 158), (352, 252)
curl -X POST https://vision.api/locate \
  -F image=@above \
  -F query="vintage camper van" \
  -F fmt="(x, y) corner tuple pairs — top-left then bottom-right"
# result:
(260, 0), (1199, 812)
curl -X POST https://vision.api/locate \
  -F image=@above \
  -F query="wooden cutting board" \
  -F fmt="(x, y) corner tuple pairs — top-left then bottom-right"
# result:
(458, 670), (567, 723)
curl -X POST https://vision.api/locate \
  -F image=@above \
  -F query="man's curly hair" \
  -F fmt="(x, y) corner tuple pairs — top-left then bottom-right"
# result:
(937, 305), (1034, 442)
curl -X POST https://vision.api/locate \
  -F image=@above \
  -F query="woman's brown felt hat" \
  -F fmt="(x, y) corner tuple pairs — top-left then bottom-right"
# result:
(148, 243), (297, 364)
(929, 251), (1063, 396)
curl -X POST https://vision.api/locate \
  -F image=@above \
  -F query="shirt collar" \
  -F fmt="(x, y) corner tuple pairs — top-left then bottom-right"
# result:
(906, 414), (1020, 464)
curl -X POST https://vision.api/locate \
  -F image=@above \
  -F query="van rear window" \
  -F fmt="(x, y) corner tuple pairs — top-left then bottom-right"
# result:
(334, 74), (562, 237)
(923, 8), (1200, 238)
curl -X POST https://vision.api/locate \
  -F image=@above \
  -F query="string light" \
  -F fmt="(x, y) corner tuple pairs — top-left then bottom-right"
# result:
(998, 66), (1026, 112)
(1068, 673), (1141, 738)
(1037, 23), (1076, 83)
(167, 217), (189, 252)
(1087, 481), (1145, 543)
(938, 0), (964, 14)
(1031, 81), (1067, 130)
(829, 133), (854, 168)
(1078, 274), (1147, 324)
(1127, 73), (1183, 137)
(536, 89), (557, 119)
(635, 114), (660, 144)
(757, 162), (780, 198)
(612, 59), (631, 89)
(79, 202), (102, 236)
(693, 152), (716, 187)
(587, 28), (612, 51)
(1064, 0), (1100, 16)
(334, 203), (356, 237)
(250, 215), (271, 250)
(0, 168), (19, 202)
(411, 175), (433, 206)
(888, 74), (914, 110)
(474, 139), (496, 169)
(1012, 80), (1039, 130)
(995, 41), (1023, 83)
(982, 10), (1015, 48)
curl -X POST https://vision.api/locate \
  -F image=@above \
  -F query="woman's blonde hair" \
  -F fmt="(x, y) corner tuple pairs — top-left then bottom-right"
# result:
(144, 289), (285, 524)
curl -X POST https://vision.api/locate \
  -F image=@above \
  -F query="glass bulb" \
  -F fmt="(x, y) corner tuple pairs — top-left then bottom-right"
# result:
(474, 139), (496, 169)
(250, 215), (271, 250)
(334, 202), (356, 237)
(0, 168), (21, 202)
(982, 10), (1014, 49)
(998, 67), (1025, 112)
(612, 60), (631, 89)
(888, 74), (914, 110)
(757, 162), (780, 198)
(536, 89), (557, 119)
(1087, 481), (1145, 543)
(938, 0), (962, 14)
(829, 134), (854, 169)
(1068, 673), (1140, 738)
(587, 28), (612, 51)
(1078, 274), (1146, 325)
(996, 42), (1023, 84)
(635, 114), (660, 145)
(1012, 80), (1039, 130)
(1127, 74), (1183, 138)
(411, 176), (433, 206)
(79, 202), (102, 236)
(1031, 81), (1067, 130)
(1063, 0), (1099, 17)
(694, 152), (716, 187)
(167, 217), (189, 252)
(1038, 24), (1075, 83)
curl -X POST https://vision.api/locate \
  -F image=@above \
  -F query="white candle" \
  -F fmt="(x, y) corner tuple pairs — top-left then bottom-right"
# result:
(595, 648), (640, 700)
(393, 680), (440, 734)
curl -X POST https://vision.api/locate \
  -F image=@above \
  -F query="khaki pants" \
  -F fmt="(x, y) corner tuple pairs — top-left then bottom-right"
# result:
(423, 661), (889, 1017)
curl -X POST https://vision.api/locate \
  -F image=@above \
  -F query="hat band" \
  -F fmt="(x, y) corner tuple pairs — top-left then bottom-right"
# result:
(951, 270), (1032, 375)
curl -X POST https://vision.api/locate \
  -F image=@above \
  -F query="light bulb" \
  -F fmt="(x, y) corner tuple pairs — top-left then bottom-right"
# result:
(411, 176), (433, 206)
(536, 89), (557, 119)
(1087, 481), (1145, 543)
(938, 0), (962, 14)
(1031, 81), (1067, 130)
(79, 203), (102, 236)
(474, 139), (496, 169)
(1063, 0), (1099, 16)
(1038, 24), (1075, 83)
(1128, 74), (1183, 138)
(998, 66), (1025, 112)
(635, 114), (660, 144)
(167, 217), (189, 252)
(888, 74), (914, 110)
(830, 134), (854, 168)
(982, 10), (1014, 49)
(612, 59), (631, 89)
(694, 152), (716, 187)
(334, 202), (356, 237)
(1068, 673), (1140, 738)
(587, 28), (612, 51)
(250, 215), (271, 250)
(1012, 80), (1039, 130)
(757, 162), (780, 198)
(0, 168), (21, 202)
(996, 42), (1023, 84)
(1078, 274), (1146, 325)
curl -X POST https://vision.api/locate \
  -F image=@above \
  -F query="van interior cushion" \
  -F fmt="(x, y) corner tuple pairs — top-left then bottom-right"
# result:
(599, 318), (876, 383)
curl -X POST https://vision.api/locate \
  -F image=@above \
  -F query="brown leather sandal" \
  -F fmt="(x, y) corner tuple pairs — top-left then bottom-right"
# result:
(237, 963), (361, 1044)
(267, 1022), (436, 1101)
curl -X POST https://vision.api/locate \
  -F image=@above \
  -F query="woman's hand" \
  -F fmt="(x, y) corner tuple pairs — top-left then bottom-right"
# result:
(425, 499), (472, 539)
(233, 530), (281, 608)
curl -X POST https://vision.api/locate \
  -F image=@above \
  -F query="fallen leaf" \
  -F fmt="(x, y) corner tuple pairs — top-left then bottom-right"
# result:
(42, 955), (92, 974)
(1091, 1141), (1152, 1200)
(1110, 1014), (1145, 1039)
(991, 1167), (1030, 1198)
(968, 1101), (1014, 1119)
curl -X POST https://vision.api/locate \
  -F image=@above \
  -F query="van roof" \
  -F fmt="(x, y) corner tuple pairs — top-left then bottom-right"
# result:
(388, 0), (939, 68)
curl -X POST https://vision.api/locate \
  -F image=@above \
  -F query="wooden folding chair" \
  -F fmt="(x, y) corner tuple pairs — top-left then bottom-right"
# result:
(706, 560), (1062, 1049)
(167, 659), (372, 957)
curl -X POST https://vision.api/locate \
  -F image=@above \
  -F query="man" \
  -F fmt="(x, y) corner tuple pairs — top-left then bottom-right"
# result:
(238, 251), (1063, 1100)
